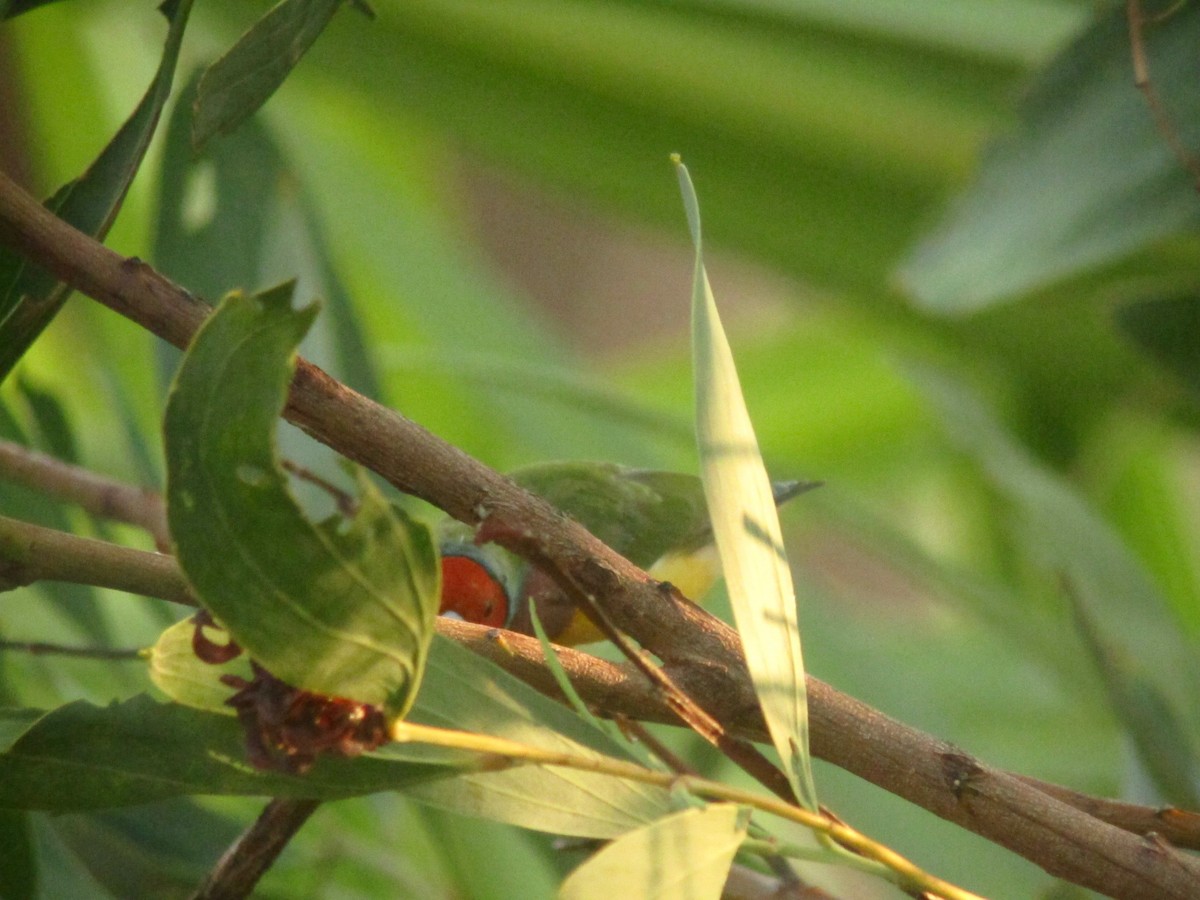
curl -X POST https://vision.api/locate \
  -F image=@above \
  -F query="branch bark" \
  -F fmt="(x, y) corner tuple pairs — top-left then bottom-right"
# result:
(2, 168), (1198, 898)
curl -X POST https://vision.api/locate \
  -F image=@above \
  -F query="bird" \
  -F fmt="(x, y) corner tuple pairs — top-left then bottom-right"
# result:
(436, 461), (818, 645)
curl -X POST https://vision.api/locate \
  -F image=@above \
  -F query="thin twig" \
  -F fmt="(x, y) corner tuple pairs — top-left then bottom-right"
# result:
(0, 639), (143, 660)
(190, 798), (320, 900)
(2, 168), (1199, 897)
(0, 438), (170, 548)
(1127, 0), (1200, 190)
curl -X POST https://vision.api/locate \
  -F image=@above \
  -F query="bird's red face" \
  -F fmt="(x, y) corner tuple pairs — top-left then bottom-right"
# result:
(438, 554), (510, 628)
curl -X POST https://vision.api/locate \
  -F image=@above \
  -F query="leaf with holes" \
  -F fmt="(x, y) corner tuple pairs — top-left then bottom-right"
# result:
(163, 283), (438, 716)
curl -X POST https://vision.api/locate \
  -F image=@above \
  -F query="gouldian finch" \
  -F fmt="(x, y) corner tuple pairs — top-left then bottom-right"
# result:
(437, 461), (816, 646)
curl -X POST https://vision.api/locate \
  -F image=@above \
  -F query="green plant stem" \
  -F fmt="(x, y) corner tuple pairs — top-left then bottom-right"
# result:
(0, 639), (144, 660)
(390, 720), (977, 900)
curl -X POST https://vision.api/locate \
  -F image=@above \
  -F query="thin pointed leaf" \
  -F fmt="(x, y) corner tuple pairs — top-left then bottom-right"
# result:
(676, 158), (816, 810)
(0, 0), (192, 380)
(163, 284), (438, 715)
(560, 803), (749, 900)
(192, 0), (352, 150)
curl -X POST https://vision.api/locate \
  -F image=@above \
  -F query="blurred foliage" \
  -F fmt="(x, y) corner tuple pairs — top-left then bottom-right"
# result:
(3, 0), (1200, 896)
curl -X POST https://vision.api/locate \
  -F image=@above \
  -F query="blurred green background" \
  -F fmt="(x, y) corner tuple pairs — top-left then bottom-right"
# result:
(3, 0), (1200, 896)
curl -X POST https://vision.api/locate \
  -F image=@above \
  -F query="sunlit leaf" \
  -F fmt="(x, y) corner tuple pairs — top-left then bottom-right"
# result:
(914, 366), (1200, 805)
(147, 617), (250, 715)
(0, 0), (192, 380)
(193, 0), (356, 150)
(676, 157), (816, 810)
(163, 284), (438, 715)
(0, 696), (452, 811)
(559, 803), (748, 900)
(404, 636), (673, 839)
(900, 3), (1200, 311)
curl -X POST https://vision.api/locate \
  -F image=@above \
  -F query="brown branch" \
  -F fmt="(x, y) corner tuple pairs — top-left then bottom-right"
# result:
(189, 798), (320, 900)
(2, 167), (1200, 898)
(8, 510), (1200, 881)
(0, 438), (170, 548)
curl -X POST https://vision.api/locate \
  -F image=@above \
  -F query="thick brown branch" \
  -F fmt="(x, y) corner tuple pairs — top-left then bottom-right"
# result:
(3, 168), (1199, 898)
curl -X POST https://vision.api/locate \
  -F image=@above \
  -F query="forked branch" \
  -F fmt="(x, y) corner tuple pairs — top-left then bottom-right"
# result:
(1, 168), (1198, 898)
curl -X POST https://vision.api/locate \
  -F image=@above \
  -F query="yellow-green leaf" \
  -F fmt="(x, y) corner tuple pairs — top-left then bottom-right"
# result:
(559, 803), (749, 900)
(676, 156), (817, 810)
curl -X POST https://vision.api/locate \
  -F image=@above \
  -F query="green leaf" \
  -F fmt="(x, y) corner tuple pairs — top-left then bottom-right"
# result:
(677, 157), (817, 810)
(0, 696), (452, 811)
(1116, 294), (1200, 401)
(913, 366), (1200, 805)
(0, 0), (192, 381)
(559, 803), (748, 900)
(0, 808), (35, 899)
(900, 4), (1200, 311)
(49, 800), (241, 898)
(404, 636), (673, 839)
(192, 0), (353, 150)
(156, 70), (383, 400)
(163, 284), (438, 715)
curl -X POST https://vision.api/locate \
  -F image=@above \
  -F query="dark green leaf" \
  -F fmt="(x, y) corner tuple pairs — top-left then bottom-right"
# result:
(1116, 294), (1200, 400)
(164, 285), (438, 714)
(0, 0), (192, 380)
(50, 800), (242, 898)
(901, 4), (1200, 311)
(0, 808), (35, 899)
(192, 0), (350, 150)
(156, 70), (382, 399)
(0, 696), (452, 811)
